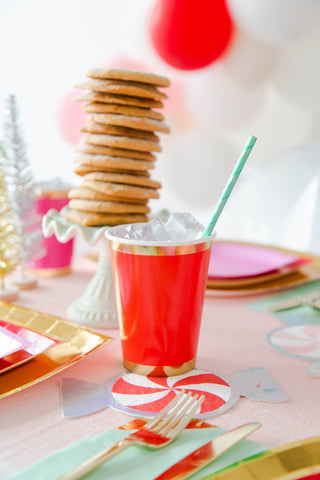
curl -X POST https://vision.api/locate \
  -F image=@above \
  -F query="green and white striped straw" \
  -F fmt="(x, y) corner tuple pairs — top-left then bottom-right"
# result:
(202, 135), (257, 238)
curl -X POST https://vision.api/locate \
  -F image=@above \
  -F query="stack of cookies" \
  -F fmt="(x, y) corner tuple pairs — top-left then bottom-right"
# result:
(65, 68), (170, 227)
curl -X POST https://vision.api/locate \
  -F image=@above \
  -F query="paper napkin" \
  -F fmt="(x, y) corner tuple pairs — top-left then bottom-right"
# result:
(11, 427), (266, 480)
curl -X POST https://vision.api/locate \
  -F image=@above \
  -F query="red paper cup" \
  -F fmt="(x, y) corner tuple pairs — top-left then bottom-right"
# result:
(106, 225), (215, 376)
(25, 190), (74, 276)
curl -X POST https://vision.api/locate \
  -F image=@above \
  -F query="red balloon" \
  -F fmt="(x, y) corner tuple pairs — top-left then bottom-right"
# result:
(149, 0), (234, 70)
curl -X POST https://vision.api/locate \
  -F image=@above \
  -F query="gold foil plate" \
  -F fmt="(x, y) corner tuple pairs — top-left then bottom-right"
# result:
(209, 436), (320, 480)
(0, 302), (112, 399)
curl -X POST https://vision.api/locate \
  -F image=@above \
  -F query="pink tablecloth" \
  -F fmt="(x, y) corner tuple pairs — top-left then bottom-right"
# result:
(1, 255), (319, 474)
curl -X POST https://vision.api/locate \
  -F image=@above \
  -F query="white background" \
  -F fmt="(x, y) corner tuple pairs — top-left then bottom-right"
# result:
(0, 0), (320, 252)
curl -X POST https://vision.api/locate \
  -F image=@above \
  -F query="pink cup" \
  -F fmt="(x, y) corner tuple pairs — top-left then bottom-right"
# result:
(25, 190), (74, 276)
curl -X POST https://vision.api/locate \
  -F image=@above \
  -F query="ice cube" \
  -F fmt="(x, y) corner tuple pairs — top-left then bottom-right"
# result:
(132, 218), (170, 241)
(122, 224), (136, 239)
(109, 224), (136, 239)
(165, 212), (205, 241)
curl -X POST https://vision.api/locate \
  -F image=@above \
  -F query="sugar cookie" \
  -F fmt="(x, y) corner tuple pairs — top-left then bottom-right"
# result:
(75, 143), (156, 161)
(84, 171), (161, 189)
(75, 153), (154, 169)
(74, 163), (151, 177)
(81, 179), (160, 200)
(68, 187), (148, 204)
(86, 68), (170, 87)
(65, 209), (148, 226)
(80, 123), (159, 142)
(83, 133), (162, 152)
(75, 79), (168, 100)
(69, 199), (150, 214)
(74, 92), (163, 109)
(89, 114), (170, 133)
(84, 103), (164, 121)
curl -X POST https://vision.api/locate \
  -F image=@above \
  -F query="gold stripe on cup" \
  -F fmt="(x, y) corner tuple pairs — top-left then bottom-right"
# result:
(123, 358), (196, 377)
(109, 240), (212, 256)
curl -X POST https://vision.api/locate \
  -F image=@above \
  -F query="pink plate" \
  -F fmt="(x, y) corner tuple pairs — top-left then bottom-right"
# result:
(0, 320), (58, 374)
(209, 242), (303, 279)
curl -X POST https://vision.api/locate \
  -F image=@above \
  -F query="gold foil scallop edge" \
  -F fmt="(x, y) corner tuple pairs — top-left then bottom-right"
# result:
(0, 301), (112, 399)
(209, 436), (320, 480)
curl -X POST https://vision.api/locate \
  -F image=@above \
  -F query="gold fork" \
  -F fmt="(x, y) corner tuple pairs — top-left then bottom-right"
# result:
(59, 390), (204, 480)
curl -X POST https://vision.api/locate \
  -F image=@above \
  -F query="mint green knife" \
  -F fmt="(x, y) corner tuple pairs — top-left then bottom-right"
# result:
(154, 422), (261, 480)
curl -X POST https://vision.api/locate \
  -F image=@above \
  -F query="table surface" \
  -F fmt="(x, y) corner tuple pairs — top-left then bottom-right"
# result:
(1, 254), (320, 475)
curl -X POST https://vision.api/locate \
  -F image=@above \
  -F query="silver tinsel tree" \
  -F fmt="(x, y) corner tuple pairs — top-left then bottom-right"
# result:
(1, 94), (44, 287)
(0, 143), (22, 300)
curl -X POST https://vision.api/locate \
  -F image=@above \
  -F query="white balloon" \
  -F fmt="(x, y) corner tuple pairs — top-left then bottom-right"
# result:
(217, 142), (320, 254)
(155, 129), (236, 210)
(222, 30), (280, 87)
(309, 112), (320, 141)
(272, 27), (320, 109)
(239, 87), (312, 163)
(227, 0), (320, 45)
(185, 63), (265, 131)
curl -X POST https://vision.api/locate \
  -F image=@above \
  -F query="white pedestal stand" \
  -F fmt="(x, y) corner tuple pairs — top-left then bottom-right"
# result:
(42, 207), (118, 328)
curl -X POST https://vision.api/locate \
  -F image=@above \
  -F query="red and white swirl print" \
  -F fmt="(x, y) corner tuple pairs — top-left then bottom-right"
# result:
(268, 325), (320, 361)
(108, 369), (238, 418)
